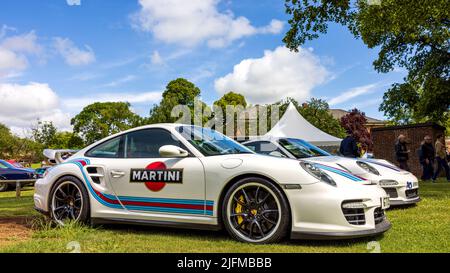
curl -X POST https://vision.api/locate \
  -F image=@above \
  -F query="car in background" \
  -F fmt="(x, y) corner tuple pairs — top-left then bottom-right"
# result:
(34, 124), (390, 243)
(243, 137), (420, 206)
(0, 159), (37, 192)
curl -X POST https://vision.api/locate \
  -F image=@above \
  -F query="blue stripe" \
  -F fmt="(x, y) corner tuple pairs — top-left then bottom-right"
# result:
(314, 164), (364, 181)
(62, 160), (214, 215)
(364, 160), (401, 172)
(123, 205), (206, 215)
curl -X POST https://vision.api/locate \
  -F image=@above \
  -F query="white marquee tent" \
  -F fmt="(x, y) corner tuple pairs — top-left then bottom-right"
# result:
(263, 103), (342, 146)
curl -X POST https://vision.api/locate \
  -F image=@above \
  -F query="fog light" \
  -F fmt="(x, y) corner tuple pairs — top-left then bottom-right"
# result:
(379, 180), (399, 187)
(342, 201), (367, 209)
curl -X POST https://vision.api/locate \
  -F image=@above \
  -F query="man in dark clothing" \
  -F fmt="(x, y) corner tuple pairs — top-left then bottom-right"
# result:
(395, 134), (410, 171)
(432, 134), (450, 182)
(419, 135), (435, 180)
(339, 134), (359, 158)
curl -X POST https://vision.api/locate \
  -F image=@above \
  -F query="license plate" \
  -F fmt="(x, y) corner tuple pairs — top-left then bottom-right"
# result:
(381, 197), (390, 209)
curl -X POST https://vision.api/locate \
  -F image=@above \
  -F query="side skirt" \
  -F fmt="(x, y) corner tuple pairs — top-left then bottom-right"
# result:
(91, 217), (222, 231)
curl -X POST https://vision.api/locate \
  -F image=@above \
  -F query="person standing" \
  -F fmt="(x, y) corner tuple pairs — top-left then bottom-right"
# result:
(395, 134), (410, 171)
(419, 135), (435, 181)
(432, 134), (450, 182)
(339, 132), (359, 158)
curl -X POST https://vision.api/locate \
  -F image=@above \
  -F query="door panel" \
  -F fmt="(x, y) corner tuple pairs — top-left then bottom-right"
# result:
(84, 128), (208, 216)
(104, 157), (206, 216)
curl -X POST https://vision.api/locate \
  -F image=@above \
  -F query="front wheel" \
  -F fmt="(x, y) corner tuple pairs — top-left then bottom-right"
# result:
(49, 176), (90, 225)
(222, 177), (290, 243)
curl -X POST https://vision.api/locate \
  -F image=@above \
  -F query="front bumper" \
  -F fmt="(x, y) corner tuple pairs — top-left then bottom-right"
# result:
(291, 219), (391, 240)
(389, 196), (421, 206)
(284, 182), (391, 239)
(33, 177), (51, 214)
(381, 186), (420, 206)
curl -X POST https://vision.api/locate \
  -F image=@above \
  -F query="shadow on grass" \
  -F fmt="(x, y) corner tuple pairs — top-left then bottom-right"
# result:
(94, 222), (383, 248)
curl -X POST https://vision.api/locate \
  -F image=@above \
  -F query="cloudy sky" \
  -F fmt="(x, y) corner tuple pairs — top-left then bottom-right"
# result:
(0, 0), (406, 135)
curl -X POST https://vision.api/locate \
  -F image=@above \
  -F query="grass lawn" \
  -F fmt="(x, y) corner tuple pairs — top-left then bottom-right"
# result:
(0, 181), (449, 253)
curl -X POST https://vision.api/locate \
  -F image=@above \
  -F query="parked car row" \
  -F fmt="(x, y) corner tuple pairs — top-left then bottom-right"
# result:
(31, 123), (422, 244)
(243, 138), (420, 206)
(0, 160), (38, 192)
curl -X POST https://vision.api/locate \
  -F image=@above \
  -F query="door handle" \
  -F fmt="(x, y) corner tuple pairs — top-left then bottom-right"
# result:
(110, 170), (125, 178)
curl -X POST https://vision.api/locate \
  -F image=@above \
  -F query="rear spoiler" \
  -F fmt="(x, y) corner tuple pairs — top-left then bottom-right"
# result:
(43, 149), (79, 164)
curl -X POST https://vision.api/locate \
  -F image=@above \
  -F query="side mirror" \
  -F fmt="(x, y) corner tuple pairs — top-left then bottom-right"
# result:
(159, 145), (189, 158)
(269, 151), (286, 158)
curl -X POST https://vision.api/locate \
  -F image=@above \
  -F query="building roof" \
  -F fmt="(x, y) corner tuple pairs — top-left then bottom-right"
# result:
(328, 109), (386, 124)
(371, 122), (446, 132)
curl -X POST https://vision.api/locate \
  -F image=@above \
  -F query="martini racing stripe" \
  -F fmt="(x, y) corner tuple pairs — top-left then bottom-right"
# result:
(364, 160), (401, 172)
(65, 159), (214, 215)
(314, 163), (366, 181)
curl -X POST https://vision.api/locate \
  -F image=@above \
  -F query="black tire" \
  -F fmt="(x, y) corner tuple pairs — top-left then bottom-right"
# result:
(0, 182), (9, 192)
(222, 177), (290, 244)
(49, 176), (90, 225)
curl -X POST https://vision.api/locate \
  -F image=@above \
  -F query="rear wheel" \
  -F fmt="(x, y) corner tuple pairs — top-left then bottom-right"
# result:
(222, 177), (290, 243)
(49, 176), (90, 225)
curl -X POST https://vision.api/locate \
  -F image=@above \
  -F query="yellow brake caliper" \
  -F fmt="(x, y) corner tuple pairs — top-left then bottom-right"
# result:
(235, 195), (245, 225)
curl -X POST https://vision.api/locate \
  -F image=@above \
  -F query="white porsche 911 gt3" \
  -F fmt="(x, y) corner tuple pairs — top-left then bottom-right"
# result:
(34, 124), (391, 243)
(243, 137), (420, 206)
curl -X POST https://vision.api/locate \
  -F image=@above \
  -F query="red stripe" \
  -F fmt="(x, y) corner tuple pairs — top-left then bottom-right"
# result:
(94, 189), (213, 211)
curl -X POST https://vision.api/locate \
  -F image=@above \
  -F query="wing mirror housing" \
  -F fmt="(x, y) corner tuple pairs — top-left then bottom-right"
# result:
(159, 145), (189, 158)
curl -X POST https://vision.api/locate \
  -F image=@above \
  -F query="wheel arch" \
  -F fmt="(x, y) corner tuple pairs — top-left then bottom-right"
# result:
(216, 173), (291, 229)
(47, 173), (90, 212)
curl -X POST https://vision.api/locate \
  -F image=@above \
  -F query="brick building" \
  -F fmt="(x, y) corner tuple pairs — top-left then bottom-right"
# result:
(371, 123), (446, 177)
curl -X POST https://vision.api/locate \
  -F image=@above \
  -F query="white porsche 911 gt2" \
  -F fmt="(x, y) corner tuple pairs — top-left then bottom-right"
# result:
(34, 124), (391, 243)
(243, 137), (420, 206)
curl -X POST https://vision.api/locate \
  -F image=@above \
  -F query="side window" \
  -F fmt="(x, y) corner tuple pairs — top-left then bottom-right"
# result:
(0, 162), (8, 169)
(125, 129), (185, 158)
(86, 136), (123, 158)
(258, 141), (287, 158)
(244, 142), (260, 152)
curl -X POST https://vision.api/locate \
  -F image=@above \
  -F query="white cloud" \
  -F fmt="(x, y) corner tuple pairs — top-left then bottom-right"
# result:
(0, 31), (43, 78)
(100, 75), (137, 88)
(214, 46), (330, 104)
(133, 0), (284, 48)
(328, 83), (378, 106)
(0, 47), (28, 77)
(66, 0), (81, 6)
(1, 31), (42, 55)
(0, 81), (162, 134)
(0, 82), (71, 131)
(53, 37), (96, 66)
(150, 50), (164, 65)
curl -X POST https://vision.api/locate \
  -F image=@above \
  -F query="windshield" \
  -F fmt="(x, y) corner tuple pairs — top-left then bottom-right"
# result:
(278, 138), (331, 158)
(177, 126), (253, 156)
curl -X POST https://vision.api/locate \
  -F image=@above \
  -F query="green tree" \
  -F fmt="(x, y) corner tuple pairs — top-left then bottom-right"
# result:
(269, 97), (346, 138)
(147, 78), (209, 124)
(283, 0), (450, 124)
(213, 92), (248, 133)
(32, 121), (57, 148)
(0, 123), (15, 158)
(71, 102), (142, 144)
(214, 92), (247, 110)
(52, 132), (85, 149)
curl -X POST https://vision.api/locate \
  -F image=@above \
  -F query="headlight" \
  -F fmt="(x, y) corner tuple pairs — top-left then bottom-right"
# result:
(300, 162), (336, 186)
(356, 161), (380, 175)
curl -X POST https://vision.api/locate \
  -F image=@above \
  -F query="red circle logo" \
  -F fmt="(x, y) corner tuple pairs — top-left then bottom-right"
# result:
(144, 162), (167, 192)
